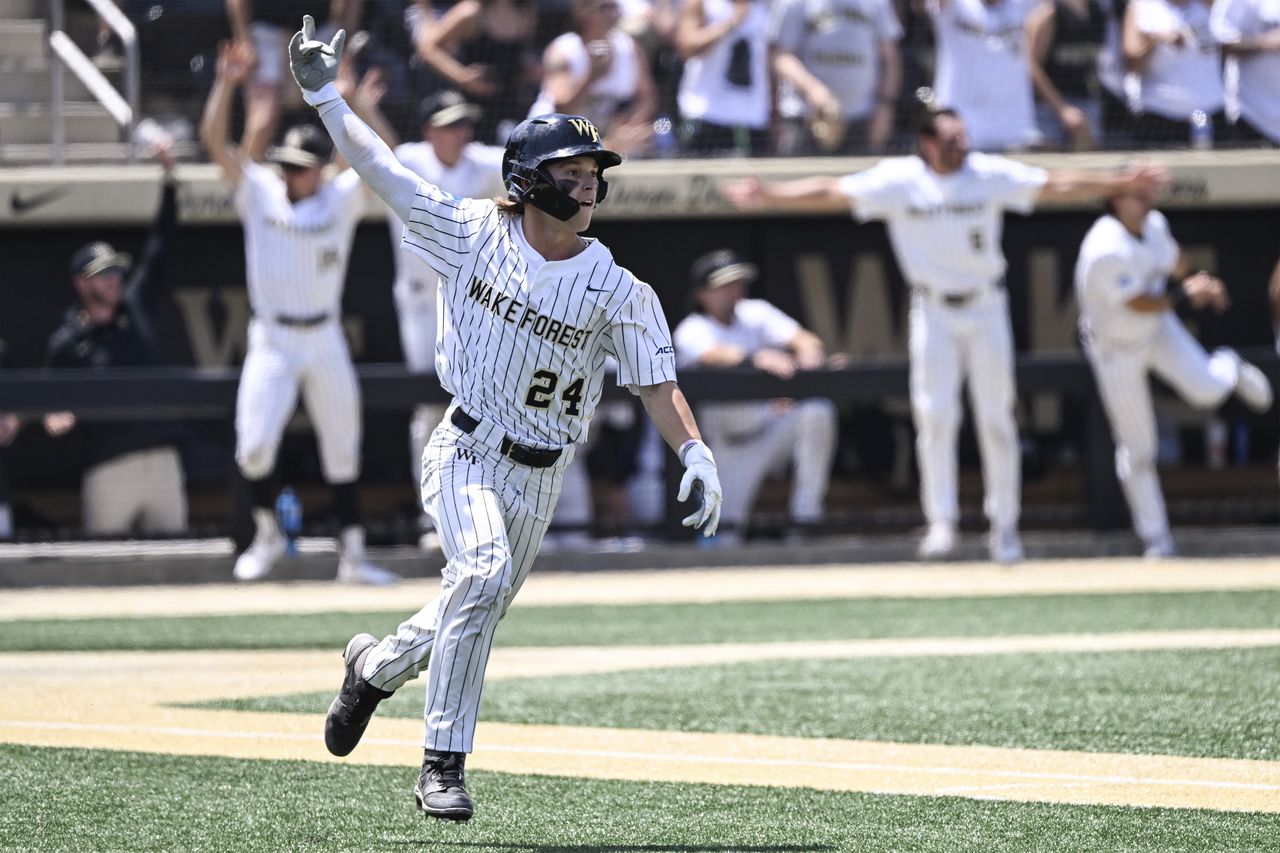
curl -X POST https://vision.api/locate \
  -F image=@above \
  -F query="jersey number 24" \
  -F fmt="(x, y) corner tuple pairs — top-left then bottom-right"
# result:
(525, 369), (585, 417)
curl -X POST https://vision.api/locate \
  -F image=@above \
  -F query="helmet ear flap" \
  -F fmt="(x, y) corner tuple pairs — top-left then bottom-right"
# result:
(596, 170), (610, 206)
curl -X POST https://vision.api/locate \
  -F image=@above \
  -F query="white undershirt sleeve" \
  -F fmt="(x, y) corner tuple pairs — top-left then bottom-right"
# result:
(312, 93), (422, 224)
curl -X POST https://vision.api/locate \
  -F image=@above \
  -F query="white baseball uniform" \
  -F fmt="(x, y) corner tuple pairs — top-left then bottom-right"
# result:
(839, 153), (1047, 533)
(233, 160), (365, 484)
(389, 140), (505, 503)
(312, 97), (679, 753)
(1075, 211), (1243, 547)
(674, 300), (837, 535)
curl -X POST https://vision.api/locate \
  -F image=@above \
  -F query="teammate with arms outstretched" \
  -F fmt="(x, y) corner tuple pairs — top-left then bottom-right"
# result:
(725, 107), (1167, 564)
(1076, 183), (1272, 558)
(286, 16), (723, 823)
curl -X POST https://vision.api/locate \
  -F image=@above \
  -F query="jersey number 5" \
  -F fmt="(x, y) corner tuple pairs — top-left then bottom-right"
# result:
(524, 369), (586, 416)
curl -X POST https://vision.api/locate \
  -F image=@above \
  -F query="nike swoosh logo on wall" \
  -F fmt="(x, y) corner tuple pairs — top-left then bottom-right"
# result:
(9, 186), (70, 215)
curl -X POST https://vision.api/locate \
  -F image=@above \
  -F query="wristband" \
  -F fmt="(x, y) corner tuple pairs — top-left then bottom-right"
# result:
(1167, 278), (1189, 308)
(678, 439), (704, 465)
(302, 81), (342, 108)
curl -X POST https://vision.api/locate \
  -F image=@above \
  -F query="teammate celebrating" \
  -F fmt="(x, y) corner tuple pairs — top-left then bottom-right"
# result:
(286, 16), (723, 823)
(1076, 184), (1272, 558)
(725, 107), (1166, 564)
(200, 39), (397, 585)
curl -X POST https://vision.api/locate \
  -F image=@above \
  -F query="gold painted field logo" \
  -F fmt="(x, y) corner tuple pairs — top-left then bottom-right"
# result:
(569, 119), (600, 142)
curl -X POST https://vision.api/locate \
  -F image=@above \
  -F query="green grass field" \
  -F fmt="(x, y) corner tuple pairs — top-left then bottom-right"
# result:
(2, 745), (1277, 853)
(3, 582), (1279, 851)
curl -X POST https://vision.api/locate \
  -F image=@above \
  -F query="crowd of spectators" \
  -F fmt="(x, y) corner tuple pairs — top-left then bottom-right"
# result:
(109, 0), (1278, 158)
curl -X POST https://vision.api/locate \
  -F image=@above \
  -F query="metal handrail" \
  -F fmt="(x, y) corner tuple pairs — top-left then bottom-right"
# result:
(47, 0), (140, 164)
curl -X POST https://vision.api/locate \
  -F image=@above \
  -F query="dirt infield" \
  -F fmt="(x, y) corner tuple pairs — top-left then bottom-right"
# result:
(6, 557), (1280, 620)
(2, 631), (1279, 814)
(4, 558), (1280, 814)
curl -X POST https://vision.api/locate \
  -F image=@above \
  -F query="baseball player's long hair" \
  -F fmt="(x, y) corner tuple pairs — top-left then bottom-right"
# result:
(494, 196), (524, 217)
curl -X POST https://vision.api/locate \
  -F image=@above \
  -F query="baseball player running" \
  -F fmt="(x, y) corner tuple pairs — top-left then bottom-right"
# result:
(725, 107), (1166, 563)
(286, 16), (723, 823)
(1076, 185), (1272, 558)
(201, 39), (397, 585)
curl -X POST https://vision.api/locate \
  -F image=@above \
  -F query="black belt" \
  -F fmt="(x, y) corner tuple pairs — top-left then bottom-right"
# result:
(941, 291), (979, 307)
(450, 408), (563, 468)
(272, 312), (332, 328)
(913, 286), (989, 308)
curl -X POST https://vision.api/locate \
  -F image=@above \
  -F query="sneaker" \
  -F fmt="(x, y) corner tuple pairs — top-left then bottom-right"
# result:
(324, 633), (392, 757)
(989, 527), (1024, 565)
(233, 524), (285, 581)
(335, 559), (400, 586)
(1143, 533), (1177, 560)
(1233, 354), (1273, 413)
(916, 523), (956, 560)
(415, 750), (474, 822)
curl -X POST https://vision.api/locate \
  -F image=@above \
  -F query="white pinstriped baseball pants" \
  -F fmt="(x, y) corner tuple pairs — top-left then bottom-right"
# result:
(1085, 315), (1238, 543)
(909, 288), (1020, 530)
(234, 318), (362, 483)
(360, 404), (573, 754)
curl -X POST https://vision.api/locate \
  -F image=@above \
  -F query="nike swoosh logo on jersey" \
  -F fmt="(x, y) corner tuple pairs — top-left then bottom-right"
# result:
(9, 186), (70, 215)
(585, 285), (610, 292)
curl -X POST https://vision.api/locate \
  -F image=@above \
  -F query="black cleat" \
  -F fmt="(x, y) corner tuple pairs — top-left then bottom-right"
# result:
(324, 633), (392, 757)
(414, 750), (474, 822)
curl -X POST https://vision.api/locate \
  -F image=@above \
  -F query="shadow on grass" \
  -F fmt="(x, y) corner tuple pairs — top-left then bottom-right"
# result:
(393, 844), (834, 852)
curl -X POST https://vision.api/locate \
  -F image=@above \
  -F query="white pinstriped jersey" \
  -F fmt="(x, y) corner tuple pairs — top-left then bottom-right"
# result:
(402, 186), (677, 447)
(838, 153), (1047, 293)
(1075, 211), (1180, 347)
(234, 161), (364, 317)
(928, 0), (1041, 150)
(388, 141), (505, 301)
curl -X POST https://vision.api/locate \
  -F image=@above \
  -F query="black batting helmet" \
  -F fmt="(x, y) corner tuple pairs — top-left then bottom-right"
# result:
(503, 114), (622, 221)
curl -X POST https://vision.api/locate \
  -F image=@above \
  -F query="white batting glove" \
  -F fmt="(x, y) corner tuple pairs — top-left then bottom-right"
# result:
(678, 440), (722, 537)
(288, 15), (346, 98)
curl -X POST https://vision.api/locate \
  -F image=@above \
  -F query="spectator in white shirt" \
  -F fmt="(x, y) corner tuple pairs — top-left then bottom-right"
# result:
(928, 0), (1043, 151)
(1123, 0), (1225, 147)
(675, 0), (773, 155)
(530, 0), (659, 156)
(1211, 0), (1280, 145)
(770, 0), (904, 155)
(674, 249), (839, 545)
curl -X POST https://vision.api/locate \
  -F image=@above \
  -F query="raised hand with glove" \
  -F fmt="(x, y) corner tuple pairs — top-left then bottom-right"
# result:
(288, 14), (346, 98)
(678, 439), (723, 537)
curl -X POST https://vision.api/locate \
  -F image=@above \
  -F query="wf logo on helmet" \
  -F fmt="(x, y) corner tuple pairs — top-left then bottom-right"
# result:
(568, 119), (599, 142)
